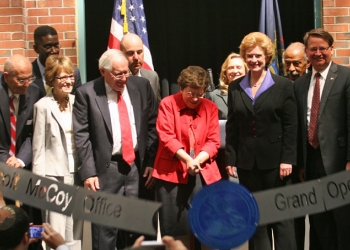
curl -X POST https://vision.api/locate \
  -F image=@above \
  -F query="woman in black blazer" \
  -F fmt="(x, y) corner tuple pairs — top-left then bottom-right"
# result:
(225, 32), (297, 250)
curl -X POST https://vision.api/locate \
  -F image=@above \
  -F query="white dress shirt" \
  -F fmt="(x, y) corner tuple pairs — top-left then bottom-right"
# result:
(105, 83), (138, 155)
(307, 62), (332, 127)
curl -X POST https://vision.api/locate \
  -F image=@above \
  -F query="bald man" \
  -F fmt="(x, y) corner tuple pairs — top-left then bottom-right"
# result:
(0, 55), (43, 250)
(283, 42), (310, 81)
(120, 33), (161, 100)
(0, 55), (42, 167)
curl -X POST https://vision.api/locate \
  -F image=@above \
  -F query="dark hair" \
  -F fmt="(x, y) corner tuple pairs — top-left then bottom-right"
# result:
(303, 28), (334, 47)
(34, 25), (58, 45)
(177, 66), (209, 90)
(0, 205), (29, 249)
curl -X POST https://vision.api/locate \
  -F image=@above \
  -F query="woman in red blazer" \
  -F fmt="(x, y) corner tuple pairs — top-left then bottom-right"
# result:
(152, 66), (221, 248)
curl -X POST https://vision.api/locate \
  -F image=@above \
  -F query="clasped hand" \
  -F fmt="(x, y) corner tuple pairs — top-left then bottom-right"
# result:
(187, 158), (203, 176)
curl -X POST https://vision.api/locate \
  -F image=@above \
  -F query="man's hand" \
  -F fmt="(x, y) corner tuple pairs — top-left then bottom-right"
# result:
(6, 156), (23, 168)
(143, 167), (156, 189)
(41, 223), (65, 249)
(226, 166), (238, 178)
(131, 235), (145, 248)
(346, 161), (350, 170)
(84, 176), (100, 191)
(162, 236), (188, 250)
(280, 163), (292, 180)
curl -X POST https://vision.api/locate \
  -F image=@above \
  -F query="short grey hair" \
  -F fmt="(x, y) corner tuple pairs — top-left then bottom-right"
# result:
(98, 49), (127, 71)
(282, 42), (308, 63)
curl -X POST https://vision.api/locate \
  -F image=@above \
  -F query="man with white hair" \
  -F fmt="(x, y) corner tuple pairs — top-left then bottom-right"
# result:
(284, 42), (310, 81)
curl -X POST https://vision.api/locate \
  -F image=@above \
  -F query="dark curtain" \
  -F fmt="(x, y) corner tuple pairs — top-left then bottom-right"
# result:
(85, 0), (314, 85)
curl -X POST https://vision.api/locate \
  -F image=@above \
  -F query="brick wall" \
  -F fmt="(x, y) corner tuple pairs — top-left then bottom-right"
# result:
(0, 0), (78, 71)
(323, 0), (350, 67)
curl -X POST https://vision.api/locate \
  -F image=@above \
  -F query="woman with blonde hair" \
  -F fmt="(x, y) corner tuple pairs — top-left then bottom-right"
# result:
(225, 32), (297, 249)
(32, 55), (81, 250)
(208, 53), (247, 119)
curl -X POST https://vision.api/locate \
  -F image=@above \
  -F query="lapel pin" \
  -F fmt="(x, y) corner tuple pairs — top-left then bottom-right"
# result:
(330, 77), (334, 80)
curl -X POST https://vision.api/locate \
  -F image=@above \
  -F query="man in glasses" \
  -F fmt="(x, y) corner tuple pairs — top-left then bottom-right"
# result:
(0, 54), (43, 250)
(120, 33), (161, 100)
(294, 28), (350, 249)
(73, 49), (158, 250)
(32, 25), (82, 95)
(283, 42), (310, 81)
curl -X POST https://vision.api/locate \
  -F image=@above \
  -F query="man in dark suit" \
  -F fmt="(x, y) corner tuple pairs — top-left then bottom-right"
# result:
(283, 41), (310, 250)
(120, 33), (161, 100)
(73, 49), (158, 250)
(294, 28), (350, 250)
(0, 55), (42, 168)
(0, 54), (43, 250)
(32, 25), (82, 95)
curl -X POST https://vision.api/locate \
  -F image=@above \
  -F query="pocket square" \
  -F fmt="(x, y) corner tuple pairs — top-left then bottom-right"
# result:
(26, 119), (33, 125)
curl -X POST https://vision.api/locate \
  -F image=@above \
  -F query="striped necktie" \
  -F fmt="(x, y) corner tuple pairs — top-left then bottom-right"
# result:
(9, 95), (16, 156)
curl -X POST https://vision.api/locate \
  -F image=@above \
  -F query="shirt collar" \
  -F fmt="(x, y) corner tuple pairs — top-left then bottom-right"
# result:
(311, 62), (332, 80)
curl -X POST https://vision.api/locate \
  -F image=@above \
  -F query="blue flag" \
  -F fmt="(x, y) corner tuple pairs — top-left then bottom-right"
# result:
(259, 0), (285, 75)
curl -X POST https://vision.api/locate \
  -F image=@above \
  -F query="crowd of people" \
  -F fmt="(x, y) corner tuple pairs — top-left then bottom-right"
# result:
(1, 24), (350, 250)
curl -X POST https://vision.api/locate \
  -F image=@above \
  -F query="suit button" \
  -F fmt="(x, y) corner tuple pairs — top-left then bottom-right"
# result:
(253, 135), (257, 138)
(193, 125), (197, 129)
(252, 120), (255, 124)
(110, 145), (113, 148)
(106, 162), (110, 167)
(253, 128), (256, 131)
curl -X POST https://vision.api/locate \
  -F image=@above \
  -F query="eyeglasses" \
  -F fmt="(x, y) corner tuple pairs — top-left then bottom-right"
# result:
(109, 71), (130, 80)
(185, 92), (205, 99)
(308, 47), (330, 53)
(55, 75), (74, 82)
(39, 44), (61, 51)
(16, 76), (36, 85)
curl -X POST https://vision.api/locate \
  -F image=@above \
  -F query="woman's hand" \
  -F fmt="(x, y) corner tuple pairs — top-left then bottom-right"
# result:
(280, 163), (292, 180)
(186, 158), (203, 176)
(226, 166), (238, 178)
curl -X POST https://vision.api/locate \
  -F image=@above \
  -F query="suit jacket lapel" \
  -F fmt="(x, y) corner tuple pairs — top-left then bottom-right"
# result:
(94, 78), (112, 136)
(32, 60), (46, 94)
(48, 95), (65, 131)
(0, 82), (10, 136)
(300, 72), (312, 130)
(239, 88), (255, 114)
(16, 94), (29, 139)
(319, 63), (337, 118)
(253, 86), (273, 111)
(128, 82), (141, 135)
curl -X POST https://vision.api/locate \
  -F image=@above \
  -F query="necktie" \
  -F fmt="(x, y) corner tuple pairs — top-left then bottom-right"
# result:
(117, 91), (135, 165)
(308, 73), (321, 148)
(9, 96), (16, 156)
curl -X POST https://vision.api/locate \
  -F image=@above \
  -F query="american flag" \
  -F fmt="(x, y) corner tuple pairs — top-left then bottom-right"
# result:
(108, 0), (154, 70)
(259, 0), (285, 75)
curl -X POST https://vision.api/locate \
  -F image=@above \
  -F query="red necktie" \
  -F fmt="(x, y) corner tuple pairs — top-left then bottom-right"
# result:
(308, 73), (321, 148)
(9, 96), (16, 156)
(117, 91), (135, 165)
